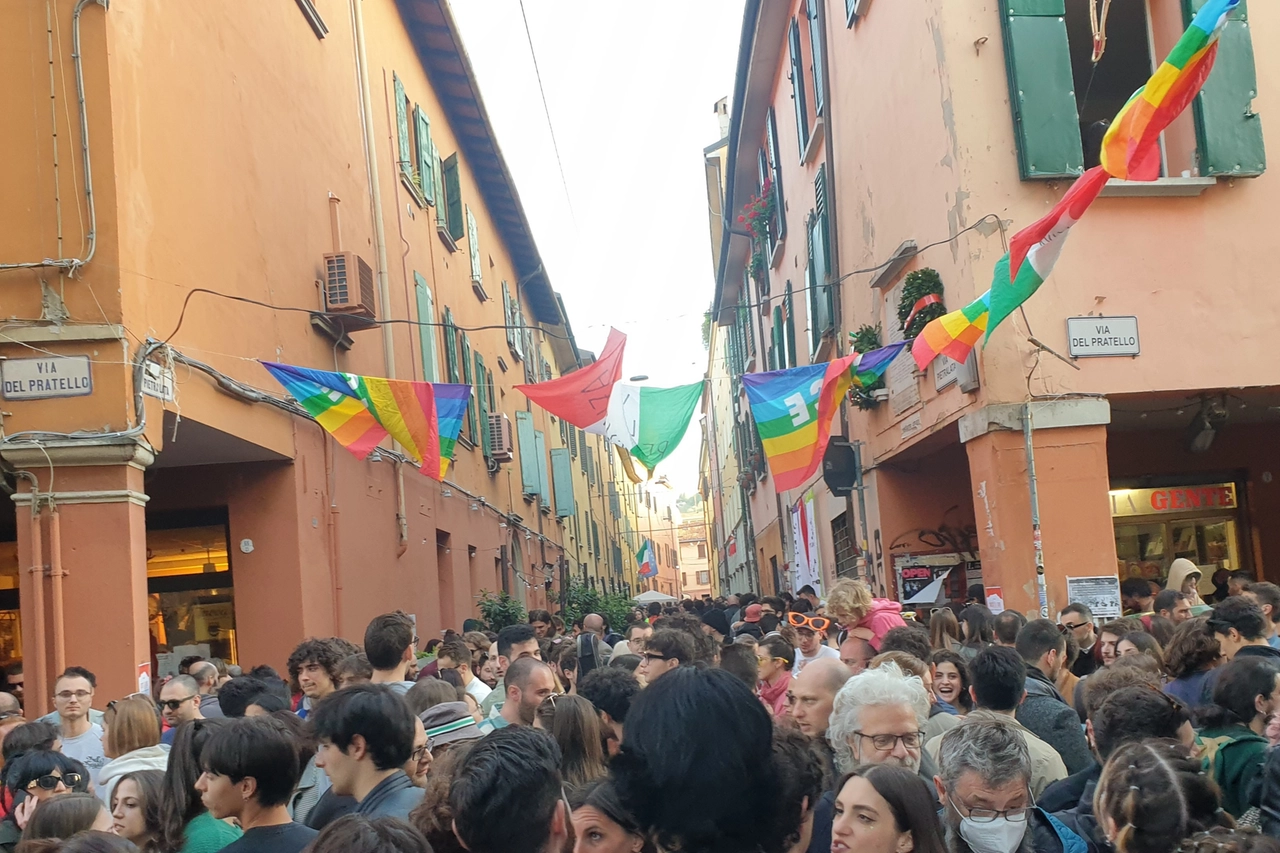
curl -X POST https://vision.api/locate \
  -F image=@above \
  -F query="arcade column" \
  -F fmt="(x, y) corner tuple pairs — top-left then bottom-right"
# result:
(3, 439), (152, 714)
(961, 400), (1118, 618)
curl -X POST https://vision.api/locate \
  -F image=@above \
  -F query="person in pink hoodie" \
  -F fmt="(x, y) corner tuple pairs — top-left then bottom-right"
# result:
(826, 579), (906, 650)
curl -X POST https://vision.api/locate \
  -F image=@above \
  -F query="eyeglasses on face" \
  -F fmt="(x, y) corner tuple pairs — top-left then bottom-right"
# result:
(854, 730), (925, 751)
(787, 612), (832, 633)
(642, 652), (669, 663)
(29, 772), (81, 791)
(756, 655), (786, 665)
(949, 787), (1033, 823)
(56, 690), (91, 701)
(159, 695), (197, 711)
(1058, 620), (1090, 632)
(411, 744), (431, 763)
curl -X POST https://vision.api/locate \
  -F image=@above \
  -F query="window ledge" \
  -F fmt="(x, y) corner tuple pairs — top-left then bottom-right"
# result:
(1100, 177), (1217, 198)
(437, 224), (458, 253)
(769, 236), (786, 270)
(401, 173), (429, 209)
(802, 117), (825, 166)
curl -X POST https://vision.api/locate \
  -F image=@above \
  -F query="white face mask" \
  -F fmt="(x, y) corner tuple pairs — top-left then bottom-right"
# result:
(958, 815), (1027, 853)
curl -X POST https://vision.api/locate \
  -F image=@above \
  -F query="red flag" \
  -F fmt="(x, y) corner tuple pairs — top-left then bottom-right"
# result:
(515, 328), (626, 431)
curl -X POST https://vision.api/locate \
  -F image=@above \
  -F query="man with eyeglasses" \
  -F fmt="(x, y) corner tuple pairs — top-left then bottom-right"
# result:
(927, 646), (1066, 798)
(159, 674), (204, 744)
(635, 630), (693, 686)
(789, 612), (840, 675)
(1057, 603), (1098, 678)
(51, 667), (107, 786)
(935, 718), (1086, 853)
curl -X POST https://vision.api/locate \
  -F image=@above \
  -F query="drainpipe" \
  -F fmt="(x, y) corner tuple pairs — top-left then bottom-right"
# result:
(48, 504), (67, 676)
(1024, 404), (1048, 618)
(350, 0), (396, 378)
(14, 474), (48, 716)
(395, 461), (409, 557)
(323, 432), (343, 634)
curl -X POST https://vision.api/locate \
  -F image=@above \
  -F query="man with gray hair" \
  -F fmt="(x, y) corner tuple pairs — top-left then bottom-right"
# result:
(189, 660), (224, 718)
(934, 718), (1085, 853)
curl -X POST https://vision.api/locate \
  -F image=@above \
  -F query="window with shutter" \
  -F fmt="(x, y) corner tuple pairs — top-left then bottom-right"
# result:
(534, 431), (550, 507)
(475, 352), (490, 458)
(466, 207), (482, 286)
(784, 282), (798, 368)
(807, 0), (825, 117)
(461, 334), (476, 442)
(551, 449), (575, 518)
(585, 445), (595, 486)
(502, 282), (517, 353)
(808, 169), (833, 352)
(998, 0), (1083, 179)
(581, 435), (589, 473)
(415, 107), (435, 205)
(414, 273), (438, 382)
(517, 411), (538, 496)
(443, 308), (459, 383)
(433, 143), (447, 230)
(1184, 0), (1265, 176)
(394, 74), (411, 176)
(570, 427), (578, 459)
(788, 19), (810, 158)
(766, 108), (786, 241)
(442, 154), (464, 241)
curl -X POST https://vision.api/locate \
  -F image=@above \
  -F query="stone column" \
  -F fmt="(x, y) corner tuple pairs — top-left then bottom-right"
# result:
(4, 439), (152, 714)
(961, 400), (1118, 618)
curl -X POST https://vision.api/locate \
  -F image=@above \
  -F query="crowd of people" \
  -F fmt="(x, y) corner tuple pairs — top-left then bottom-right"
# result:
(3, 571), (1280, 853)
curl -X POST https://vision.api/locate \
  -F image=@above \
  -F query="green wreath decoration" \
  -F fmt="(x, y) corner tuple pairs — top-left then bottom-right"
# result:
(898, 268), (946, 341)
(848, 324), (885, 411)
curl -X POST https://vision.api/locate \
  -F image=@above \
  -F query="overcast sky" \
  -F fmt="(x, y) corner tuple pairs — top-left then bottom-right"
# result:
(452, 0), (745, 496)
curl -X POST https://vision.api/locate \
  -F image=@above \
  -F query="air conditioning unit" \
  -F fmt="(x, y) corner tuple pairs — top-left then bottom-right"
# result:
(488, 412), (514, 462)
(323, 252), (376, 321)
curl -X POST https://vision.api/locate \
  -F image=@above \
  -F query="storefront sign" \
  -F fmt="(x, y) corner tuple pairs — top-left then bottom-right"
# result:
(1, 355), (92, 400)
(1110, 484), (1237, 518)
(1066, 575), (1122, 619)
(1066, 316), (1140, 357)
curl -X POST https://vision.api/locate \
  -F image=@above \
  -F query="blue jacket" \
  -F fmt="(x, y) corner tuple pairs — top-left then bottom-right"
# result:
(355, 771), (424, 821)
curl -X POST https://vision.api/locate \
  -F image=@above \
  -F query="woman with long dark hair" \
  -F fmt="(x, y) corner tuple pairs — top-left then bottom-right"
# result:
(831, 765), (946, 853)
(109, 769), (164, 849)
(569, 779), (655, 853)
(929, 650), (973, 714)
(151, 720), (240, 853)
(534, 695), (607, 788)
(20, 792), (112, 843)
(958, 605), (994, 652)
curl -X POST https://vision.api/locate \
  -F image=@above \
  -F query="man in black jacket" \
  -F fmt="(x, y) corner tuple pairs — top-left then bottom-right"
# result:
(1014, 618), (1092, 774)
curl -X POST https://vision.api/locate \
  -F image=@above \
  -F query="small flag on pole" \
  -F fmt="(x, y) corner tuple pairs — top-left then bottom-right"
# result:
(638, 539), (657, 578)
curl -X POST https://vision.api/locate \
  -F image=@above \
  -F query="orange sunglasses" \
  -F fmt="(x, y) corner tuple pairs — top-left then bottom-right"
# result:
(787, 612), (832, 632)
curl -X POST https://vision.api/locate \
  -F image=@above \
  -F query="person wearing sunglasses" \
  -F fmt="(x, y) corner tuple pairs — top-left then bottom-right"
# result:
(0, 749), (88, 850)
(1056, 604), (1098, 678)
(756, 635), (795, 719)
(158, 675), (204, 745)
(787, 612), (840, 675)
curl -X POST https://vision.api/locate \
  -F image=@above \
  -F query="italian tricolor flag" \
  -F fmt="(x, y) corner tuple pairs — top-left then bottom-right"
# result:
(638, 539), (657, 578)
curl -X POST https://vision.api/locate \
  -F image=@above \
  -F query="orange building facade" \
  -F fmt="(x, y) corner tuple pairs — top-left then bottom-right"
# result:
(0, 0), (647, 711)
(707, 0), (1277, 618)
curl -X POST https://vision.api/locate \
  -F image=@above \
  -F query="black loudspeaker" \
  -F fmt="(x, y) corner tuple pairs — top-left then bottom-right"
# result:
(823, 439), (858, 497)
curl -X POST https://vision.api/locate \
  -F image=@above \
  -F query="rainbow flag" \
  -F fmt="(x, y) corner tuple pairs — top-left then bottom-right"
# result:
(743, 343), (905, 492)
(911, 291), (991, 371)
(1101, 0), (1238, 181)
(262, 362), (470, 480)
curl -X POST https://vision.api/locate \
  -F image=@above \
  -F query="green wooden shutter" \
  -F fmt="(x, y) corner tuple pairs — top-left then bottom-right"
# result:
(442, 308), (459, 383)
(570, 426), (578, 459)
(807, 0), (824, 117)
(998, 0), (1083, 179)
(534, 430), (550, 506)
(808, 168), (833, 350)
(461, 333), (476, 441)
(766, 109), (785, 240)
(442, 154), (464, 241)
(467, 207), (482, 284)
(788, 19), (810, 158)
(394, 74), (411, 176)
(414, 273), (438, 382)
(784, 283), (798, 368)
(502, 282), (516, 351)
(551, 448), (575, 517)
(475, 352), (490, 458)
(415, 107), (435, 204)
(1184, 0), (1265, 176)
(433, 143), (447, 229)
(517, 411), (538, 495)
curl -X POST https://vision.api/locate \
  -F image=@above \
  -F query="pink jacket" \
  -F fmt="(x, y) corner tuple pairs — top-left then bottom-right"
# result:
(857, 599), (907, 650)
(759, 670), (792, 718)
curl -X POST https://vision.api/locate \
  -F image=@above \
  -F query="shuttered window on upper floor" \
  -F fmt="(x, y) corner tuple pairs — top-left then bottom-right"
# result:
(807, 166), (834, 354)
(999, 0), (1264, 180)
(414, 273), (438, 382)
(393, 74), (437, 208)
(788, 18), (810, 159)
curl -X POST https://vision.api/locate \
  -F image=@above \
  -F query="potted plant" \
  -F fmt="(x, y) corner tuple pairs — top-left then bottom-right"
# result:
(849, 324), (887, 410)
(739, 180), (777, 286)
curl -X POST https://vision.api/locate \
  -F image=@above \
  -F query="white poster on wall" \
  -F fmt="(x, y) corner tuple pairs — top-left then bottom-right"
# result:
(805, 491), (820, 593)
(792, 492), (821, 594)
(1066, 575), (1123, 620)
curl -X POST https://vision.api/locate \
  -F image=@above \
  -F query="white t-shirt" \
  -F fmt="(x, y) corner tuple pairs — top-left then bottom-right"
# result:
(61, 723), (108, 786)
(465, 677), (492, 703)
(792, 644), (840, 675)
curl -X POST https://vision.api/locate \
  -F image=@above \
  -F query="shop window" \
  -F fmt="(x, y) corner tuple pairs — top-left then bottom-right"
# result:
(0, 543), (21, 667)
(146, 518), (237, 676)
(1111, 482), (1244, 590)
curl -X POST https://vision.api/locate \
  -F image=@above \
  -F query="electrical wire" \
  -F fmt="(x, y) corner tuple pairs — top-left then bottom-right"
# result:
(517, 0), (577, 232)
(160, 287), (575, 344)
